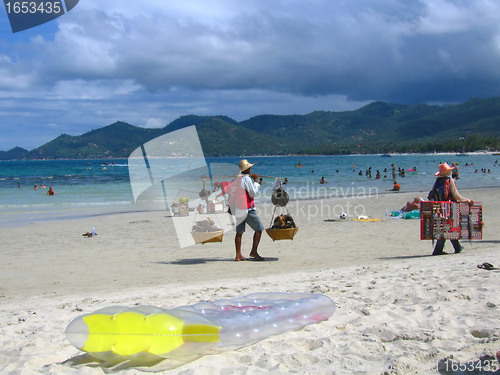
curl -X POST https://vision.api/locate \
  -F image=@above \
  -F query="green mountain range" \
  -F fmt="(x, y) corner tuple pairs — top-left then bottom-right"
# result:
(2, 97), (500, 160)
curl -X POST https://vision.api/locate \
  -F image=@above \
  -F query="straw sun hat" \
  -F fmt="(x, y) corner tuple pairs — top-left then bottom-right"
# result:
(435, 162), (455, 176)
(239, 159), (254, 172)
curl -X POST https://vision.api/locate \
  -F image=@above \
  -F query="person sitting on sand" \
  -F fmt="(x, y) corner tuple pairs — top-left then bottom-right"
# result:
(387, 181), (400, 192)
(401, 196), (422, 212)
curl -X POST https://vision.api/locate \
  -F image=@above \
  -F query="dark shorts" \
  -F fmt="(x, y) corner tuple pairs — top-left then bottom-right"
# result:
(236, 209), (265, 233)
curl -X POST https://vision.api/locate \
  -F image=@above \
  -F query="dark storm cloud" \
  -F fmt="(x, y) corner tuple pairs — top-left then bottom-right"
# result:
(42, 0), (499, 101)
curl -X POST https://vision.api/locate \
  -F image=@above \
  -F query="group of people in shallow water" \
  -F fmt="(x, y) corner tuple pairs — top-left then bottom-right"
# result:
(287, 159), (493, 190)
(24, 183), (55, 195)
(309, 163), (411, 190)
(352, 163), (418, 179)
(312, 163), (418, 191)
(299, 159), (497, 192)
(307, 163), (414, 187)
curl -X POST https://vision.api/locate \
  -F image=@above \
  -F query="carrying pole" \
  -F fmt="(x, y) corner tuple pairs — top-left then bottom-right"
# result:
(201, 175), (279, 180)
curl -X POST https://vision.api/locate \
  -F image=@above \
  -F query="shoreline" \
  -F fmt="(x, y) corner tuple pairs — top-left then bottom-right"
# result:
(0, 185), (493, 229)
(2, 150), (499, 161)
(2, 153), (498, 229)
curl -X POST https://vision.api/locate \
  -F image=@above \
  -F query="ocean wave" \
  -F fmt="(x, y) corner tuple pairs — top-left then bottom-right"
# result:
(0, 177), (26, 181)
(0, 201), (134, 209)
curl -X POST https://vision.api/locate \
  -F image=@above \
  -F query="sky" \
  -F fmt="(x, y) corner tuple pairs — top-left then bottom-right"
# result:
(1, 0), (500, 151)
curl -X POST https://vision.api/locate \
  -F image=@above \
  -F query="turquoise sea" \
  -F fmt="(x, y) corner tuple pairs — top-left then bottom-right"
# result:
(1, 154), (499, 226)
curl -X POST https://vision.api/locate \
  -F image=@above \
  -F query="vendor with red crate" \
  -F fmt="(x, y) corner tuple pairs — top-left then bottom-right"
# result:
(428, 162), (474, 255)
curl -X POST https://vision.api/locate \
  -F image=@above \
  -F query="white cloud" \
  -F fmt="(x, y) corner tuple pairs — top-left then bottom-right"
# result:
(51, 79), (139, 100)
(144, 118), (165, 128)
(0, 70), (33, 91)
(417, 0), (500, 35)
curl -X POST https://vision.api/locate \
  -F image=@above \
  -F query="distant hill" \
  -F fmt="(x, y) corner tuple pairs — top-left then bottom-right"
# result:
(26, 121), (163, 159)
(2, 97), (500, 159)
(0, 146), (29, 160)
(238, 98), (500, 153)
(178, 116), (287, 156)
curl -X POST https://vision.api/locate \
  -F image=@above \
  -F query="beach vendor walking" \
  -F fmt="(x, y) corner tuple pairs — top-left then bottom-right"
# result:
(228, 159), (265, 261)
(429, 162), (473, 256)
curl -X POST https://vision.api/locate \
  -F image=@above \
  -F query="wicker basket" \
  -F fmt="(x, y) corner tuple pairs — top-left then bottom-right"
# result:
(191, 230), (224, 245)
(172, 203), (189, 217)
(265, 227), (298, 241)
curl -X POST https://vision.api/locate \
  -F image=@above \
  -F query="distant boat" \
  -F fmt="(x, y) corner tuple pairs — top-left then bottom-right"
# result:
(381, 154), (391, 158)
(456, 153), (468, 156)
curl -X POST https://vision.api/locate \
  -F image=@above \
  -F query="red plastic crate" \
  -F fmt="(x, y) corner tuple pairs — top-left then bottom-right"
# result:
(420, 201), (482, 240)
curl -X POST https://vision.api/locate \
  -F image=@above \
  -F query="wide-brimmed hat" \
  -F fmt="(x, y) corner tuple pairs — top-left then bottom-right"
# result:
(435, 162), (454, 176)
(239, 159), (254, 172)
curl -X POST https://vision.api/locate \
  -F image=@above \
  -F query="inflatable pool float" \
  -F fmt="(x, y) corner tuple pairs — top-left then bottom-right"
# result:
(65, 292), (335, 364)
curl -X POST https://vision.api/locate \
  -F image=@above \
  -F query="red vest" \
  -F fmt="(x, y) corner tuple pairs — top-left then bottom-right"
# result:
(228, 176), (255, 210)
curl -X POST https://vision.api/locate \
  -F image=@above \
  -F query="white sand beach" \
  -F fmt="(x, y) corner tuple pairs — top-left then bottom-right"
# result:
(0, 188), (498, 374)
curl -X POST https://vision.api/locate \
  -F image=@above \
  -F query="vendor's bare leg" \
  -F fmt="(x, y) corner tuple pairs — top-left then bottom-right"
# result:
(249, 231), (262, 258)
(235, 232), (245, 261)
